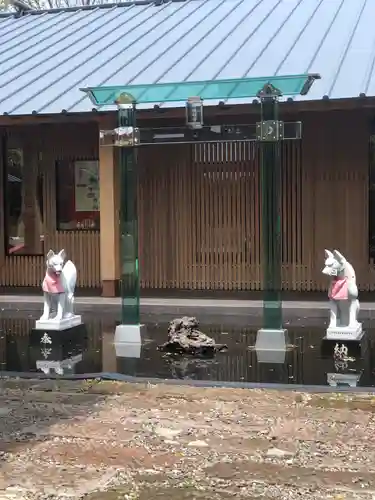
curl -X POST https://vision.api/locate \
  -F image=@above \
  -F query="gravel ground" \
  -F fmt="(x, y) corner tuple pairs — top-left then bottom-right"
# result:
(0, 378), (374, 499)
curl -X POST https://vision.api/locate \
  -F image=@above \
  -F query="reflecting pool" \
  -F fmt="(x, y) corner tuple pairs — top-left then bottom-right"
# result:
(0, 313), (374, 387)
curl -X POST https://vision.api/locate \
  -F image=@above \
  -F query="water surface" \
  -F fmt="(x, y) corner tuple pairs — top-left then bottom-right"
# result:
(0, 314), (374, 387)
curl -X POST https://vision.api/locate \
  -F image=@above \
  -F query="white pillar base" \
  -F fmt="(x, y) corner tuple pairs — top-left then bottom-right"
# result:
(255, 328), (288, 364)
(114, 324), (145, 344)
(115, 343), (142, 359)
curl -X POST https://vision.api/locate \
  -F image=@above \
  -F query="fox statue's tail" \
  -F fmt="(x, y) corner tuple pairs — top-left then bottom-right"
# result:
(62, 260), (77, 296)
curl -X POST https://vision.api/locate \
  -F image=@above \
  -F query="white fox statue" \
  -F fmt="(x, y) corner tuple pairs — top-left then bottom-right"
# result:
(322, 249), (362, 339)
(37, 249), (81, 328)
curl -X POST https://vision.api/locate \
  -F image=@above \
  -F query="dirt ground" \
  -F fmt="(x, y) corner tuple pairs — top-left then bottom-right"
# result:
(0, 379), (374, 499)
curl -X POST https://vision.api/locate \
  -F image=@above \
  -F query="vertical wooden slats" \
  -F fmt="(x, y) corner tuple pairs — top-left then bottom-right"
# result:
(190, 149), (198, 289)
(253, 143), (261, 289)
(280, 139), (303, 290)
(302, 110), (369, 291)
(0, 231), (100, 287)
(138, 139), (304, 291)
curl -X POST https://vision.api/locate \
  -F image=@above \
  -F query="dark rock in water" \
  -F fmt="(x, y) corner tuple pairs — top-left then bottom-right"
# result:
(158, 316), (228, 356)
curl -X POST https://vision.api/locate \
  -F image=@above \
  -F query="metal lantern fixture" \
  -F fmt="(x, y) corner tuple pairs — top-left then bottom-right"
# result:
(99, 126), (140, 148)
(186, 96), (203, 129)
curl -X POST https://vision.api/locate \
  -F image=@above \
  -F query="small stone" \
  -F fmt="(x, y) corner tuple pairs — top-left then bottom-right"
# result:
(187, 440), (209, 447)
(266, 447), (294, 458)
(164, 439), (179, 445)
(154, 427), (181, 439)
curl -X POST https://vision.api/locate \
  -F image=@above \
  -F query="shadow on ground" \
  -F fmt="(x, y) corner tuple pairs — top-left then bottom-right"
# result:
(1, 380), (375, 498)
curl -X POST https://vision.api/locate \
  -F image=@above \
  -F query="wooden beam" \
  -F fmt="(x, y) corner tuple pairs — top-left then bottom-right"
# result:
(1, 96), (375, 128)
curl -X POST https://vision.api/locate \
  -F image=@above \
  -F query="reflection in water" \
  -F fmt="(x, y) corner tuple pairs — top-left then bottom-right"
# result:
(0, 316), (374, 387)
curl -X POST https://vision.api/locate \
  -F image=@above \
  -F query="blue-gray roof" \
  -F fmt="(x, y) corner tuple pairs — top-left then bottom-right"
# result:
(1, 0), (375, 116)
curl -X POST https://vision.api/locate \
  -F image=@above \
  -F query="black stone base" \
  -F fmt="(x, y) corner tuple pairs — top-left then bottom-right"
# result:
(321, 333), (369, 358)
(29, 324), (88, 372)
(30, 323), (87, 345)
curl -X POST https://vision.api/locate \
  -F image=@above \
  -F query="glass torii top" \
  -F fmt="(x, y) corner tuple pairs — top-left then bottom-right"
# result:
(81, 74), (320, 106)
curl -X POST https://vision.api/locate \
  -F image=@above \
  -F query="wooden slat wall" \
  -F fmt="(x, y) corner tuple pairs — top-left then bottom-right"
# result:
(0, 123), (100, 288)
(191, 141), (260, 290)
(281, 139), (304, 290)
(138, 109), (370, 292)
(138, 139), (303, 290)
(301, 110), (369, 291)
(0, 109), (370, 292)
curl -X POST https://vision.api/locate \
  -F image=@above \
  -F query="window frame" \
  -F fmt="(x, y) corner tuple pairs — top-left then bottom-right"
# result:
(55, 158), (100, 233)
(4, 140), (45, 257)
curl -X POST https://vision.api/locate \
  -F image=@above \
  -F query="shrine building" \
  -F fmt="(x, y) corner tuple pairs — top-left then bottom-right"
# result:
(0, 0), (374, 296)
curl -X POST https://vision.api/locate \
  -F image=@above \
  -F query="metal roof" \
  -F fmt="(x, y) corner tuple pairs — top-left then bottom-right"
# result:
(0, 0), (375, 115)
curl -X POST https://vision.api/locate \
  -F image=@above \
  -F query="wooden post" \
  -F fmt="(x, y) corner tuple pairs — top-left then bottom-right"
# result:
(99, 144), (120, 297)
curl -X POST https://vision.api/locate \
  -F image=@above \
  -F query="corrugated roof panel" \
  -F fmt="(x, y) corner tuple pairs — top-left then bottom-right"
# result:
(120, 0), (243, 86)
(0, 5), (149, 113)
(0, 12), (41, 41)
(328, 0), (375, 98)
(1, 0), (375, 115)
(176, 0), (268, 82)
(243, 0), (323, 78)
(85, 0), (223, 87)
(14, 1), (197, 113)
(0, 9), (105, 75)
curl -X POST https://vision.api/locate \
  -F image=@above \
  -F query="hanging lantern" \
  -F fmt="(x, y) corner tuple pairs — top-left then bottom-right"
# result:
(186, 96), (203, 129)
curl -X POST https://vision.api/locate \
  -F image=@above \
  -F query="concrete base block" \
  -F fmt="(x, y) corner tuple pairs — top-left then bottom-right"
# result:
(114, 323), (145, 344)
(255, 328), (288, 364)
(115, 343), (142, 359)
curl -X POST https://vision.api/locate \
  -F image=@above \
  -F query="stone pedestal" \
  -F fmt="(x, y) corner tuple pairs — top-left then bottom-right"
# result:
(30, 324), (86, 375)
(35, 315), (82, 331)
(325, 323), (363, 341)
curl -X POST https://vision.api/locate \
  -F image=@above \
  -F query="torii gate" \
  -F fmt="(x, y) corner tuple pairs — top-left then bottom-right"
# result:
(81, 73), (320, 342)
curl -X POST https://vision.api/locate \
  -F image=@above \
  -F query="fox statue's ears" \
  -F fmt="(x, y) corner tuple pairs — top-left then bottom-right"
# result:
(46, 249), (66, 261)
(333, 249), (345, 263)
(58, 249), (66, 261)
(324, 249), (346, 263)
(324, 249), (334, 259)
(46, 249), (54, 260)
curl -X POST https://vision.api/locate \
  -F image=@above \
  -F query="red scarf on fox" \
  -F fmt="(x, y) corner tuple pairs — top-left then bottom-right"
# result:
(42, 273), (64, 294)
(328, 277), (348, 300)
